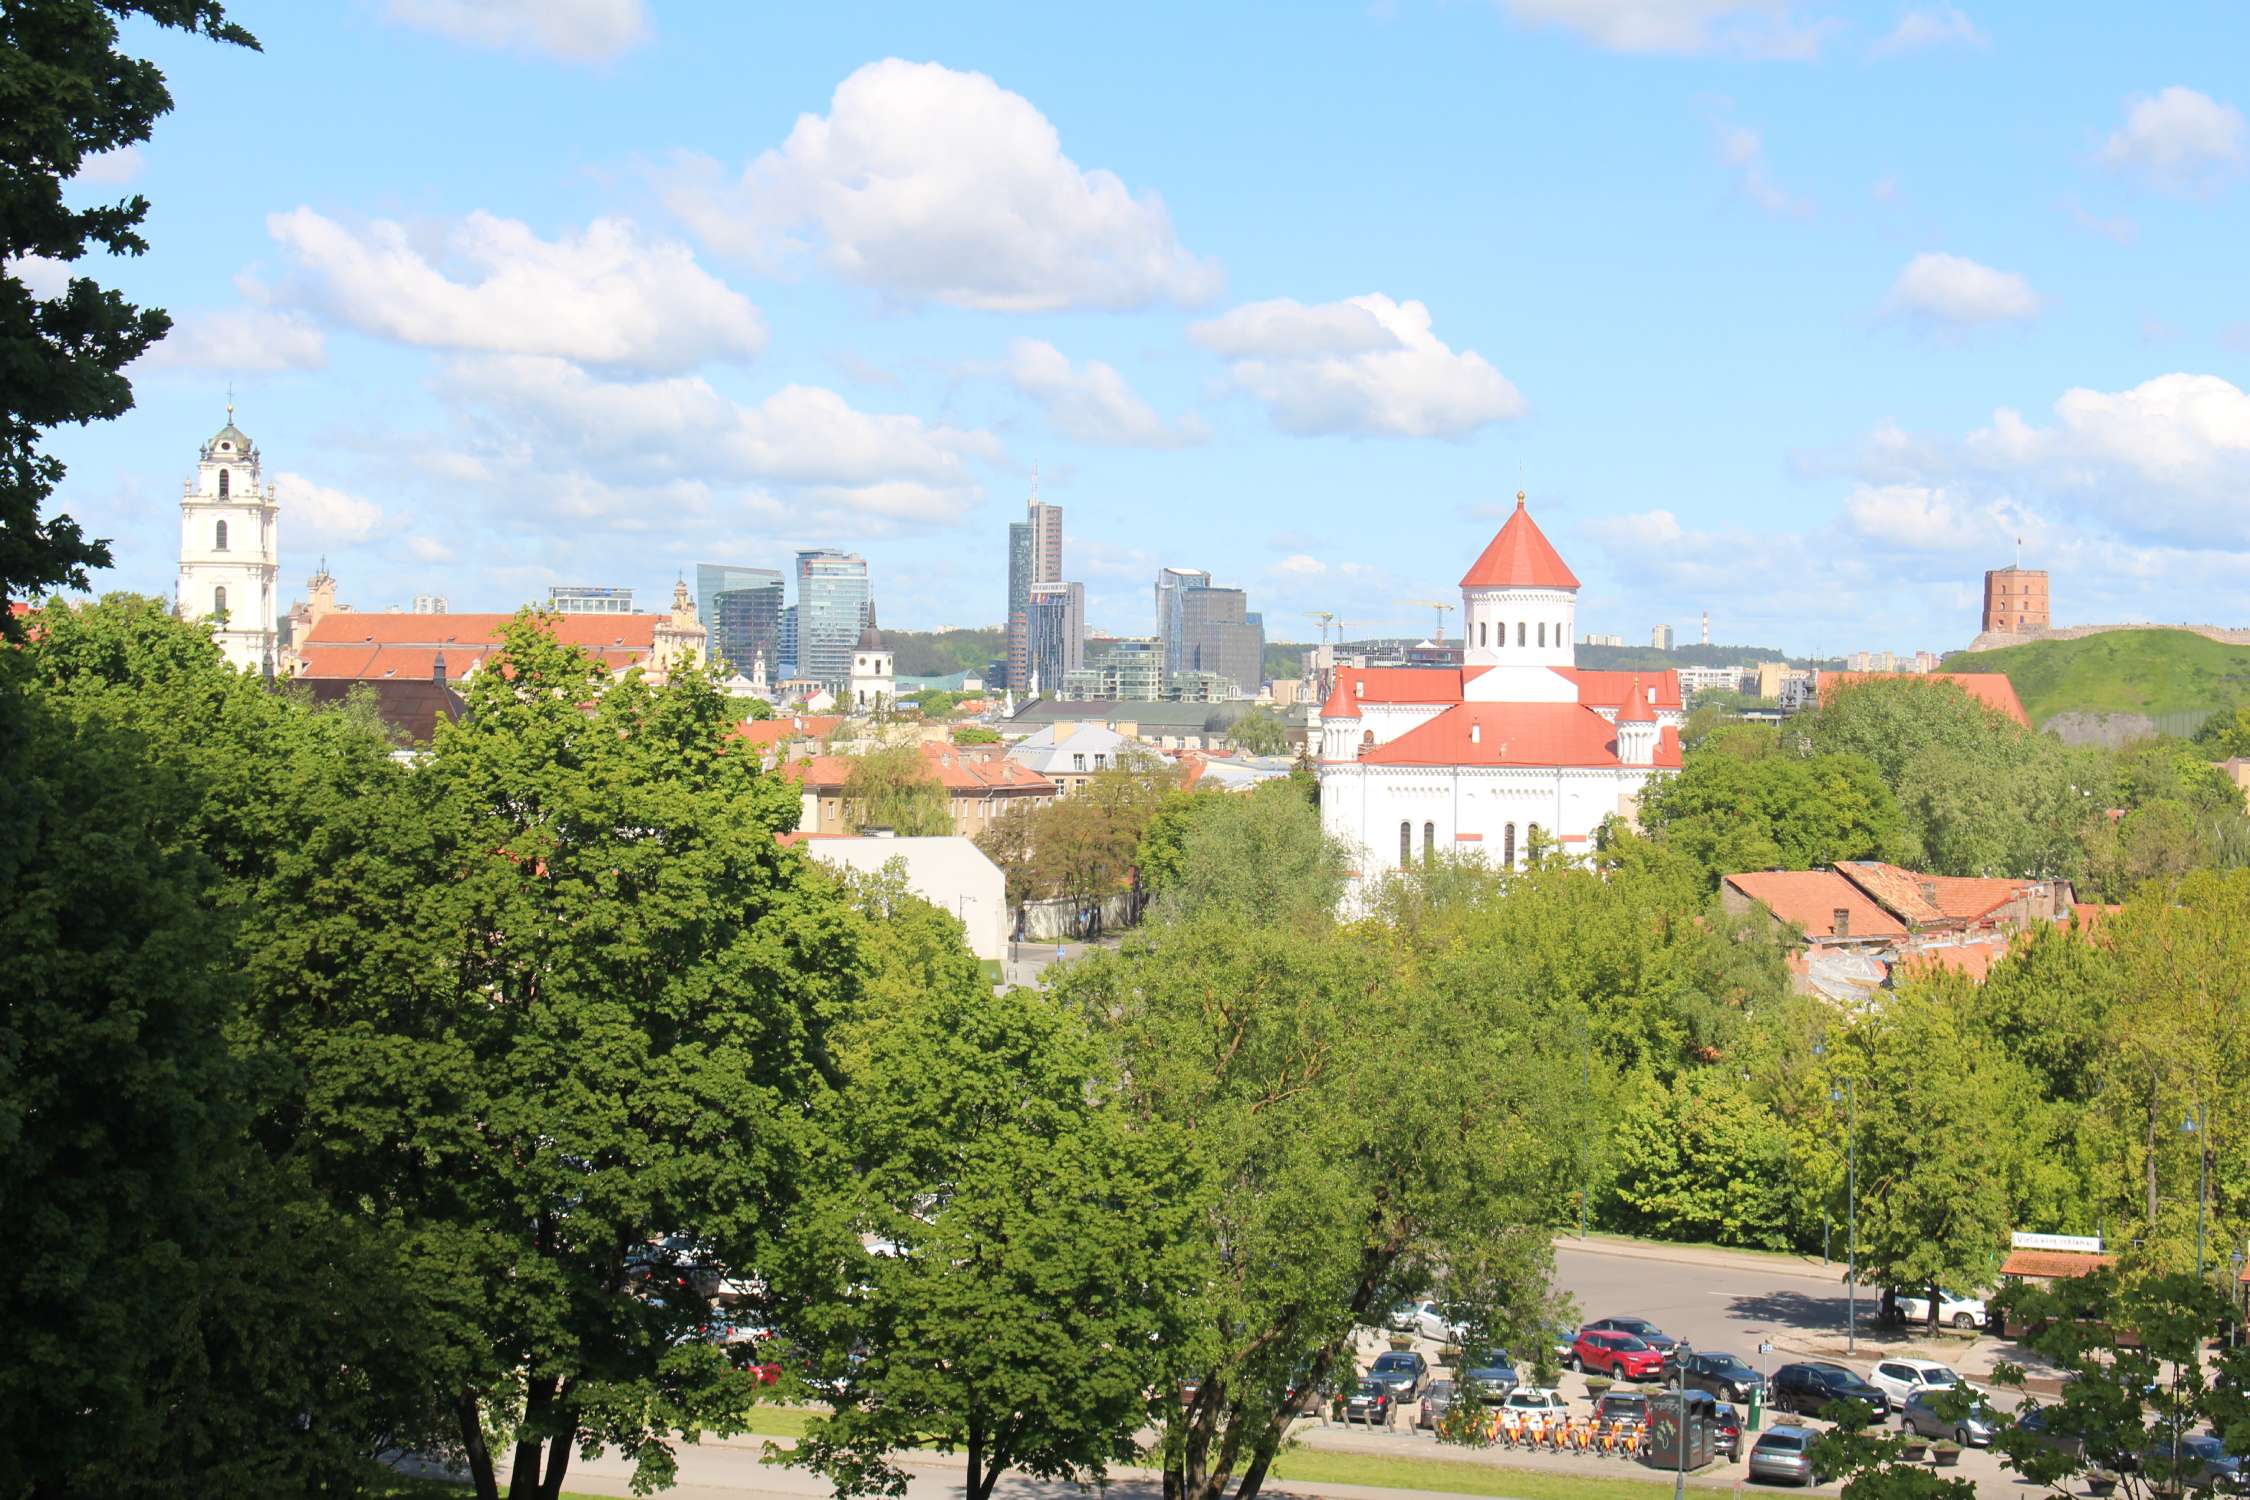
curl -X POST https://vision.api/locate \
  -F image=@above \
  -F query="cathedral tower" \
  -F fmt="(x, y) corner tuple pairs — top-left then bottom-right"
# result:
(177, 403), (279, 674)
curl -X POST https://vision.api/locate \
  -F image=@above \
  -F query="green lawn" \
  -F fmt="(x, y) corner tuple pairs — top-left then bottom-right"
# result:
(1270, 1448), (1733, 1500)
(1942, 629), (2250, 729)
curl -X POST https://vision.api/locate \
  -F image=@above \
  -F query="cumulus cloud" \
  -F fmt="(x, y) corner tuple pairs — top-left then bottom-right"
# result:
(275, 472), (388, 544)
(436, 355), (999, 525)
(667, 59), (1221, 313)
(1497, 0), (1833, 58)
(1003, 339), (1206, 448)
(2099, 86), (2246, 195)
(1883, 252), (2041, 326)
(1715, 123), (1813, 217)
(269, 208), (765, 372)
(74, 146), (143, 185)
(1869, 6), (1984, 57)
(405, 535), (456, 563)
(6, 255), (75, 299)
(138, 307), (328, 372)
(384, 0), (649, 62)
(1189, 293), (1522, 439)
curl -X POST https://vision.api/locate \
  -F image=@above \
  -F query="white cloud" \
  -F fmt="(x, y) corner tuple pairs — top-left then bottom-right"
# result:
(1497, 0), (1833, 58)
(2099, 86), (2247, 195)
(275, 472), (387, 544)
(1003, 339), (1206, 448)
(1883, 252), (2041, 326)
(2062, 197), (2137, 244)
(138, 307), (328, 372)
(74, 146), (143, 185)
(1189, 293), (1522, 439)
(6, 255), (74, 299)
(436, 355), (999, 525)
(384, 0), (649, 62)
(1585, 509), (1686, 549)
(1716, 124), (1813, 217)
(667, 59), (1221, 313)
(405, 535), (456, 563)
(1869, 6), (1984, 57)
(269, 208), (764, 372)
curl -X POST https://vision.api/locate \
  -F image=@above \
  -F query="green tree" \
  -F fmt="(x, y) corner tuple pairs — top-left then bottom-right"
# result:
(1228, 707), (1291, 755)
(782, 892), (1206, 1500)
(975, 799), (1042, 909)
(2193, 705), (2250, 758)
(1640, 748), (1903, 886)
(842, 742), (952, 835)
(1610, 1071), (1798, 1249)
(952, 722), (999, 745)
(1148, 779), (1346, 930)
(1134, 788), (1226, 898)
(738, 694), (775, 720)
(915, 688), (961, 718)
(263, 615), (862, 1500)
(2, 1), (257, 618)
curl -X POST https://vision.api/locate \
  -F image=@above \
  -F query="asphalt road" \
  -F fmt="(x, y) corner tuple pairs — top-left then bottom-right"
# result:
(1552, 1239), (1874, 1369)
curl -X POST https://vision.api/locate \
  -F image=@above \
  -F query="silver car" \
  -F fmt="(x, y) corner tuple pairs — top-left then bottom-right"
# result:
(1903, 1390), (1997, 1447)
(1749, 1425), (1820, 1487)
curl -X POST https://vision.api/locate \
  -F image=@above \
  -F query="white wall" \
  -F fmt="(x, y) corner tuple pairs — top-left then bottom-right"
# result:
(803, 835), (1008, 962)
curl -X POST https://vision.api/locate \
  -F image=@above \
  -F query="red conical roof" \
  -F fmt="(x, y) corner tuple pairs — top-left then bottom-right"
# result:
(1460, 493), (1580, 591)
(1617, 674), (1654, 723)
(1320, 672), (1361, 718)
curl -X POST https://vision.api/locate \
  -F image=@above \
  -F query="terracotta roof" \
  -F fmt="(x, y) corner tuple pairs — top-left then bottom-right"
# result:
(1724, 870), (1909, 939)
(1357, 701), (1678, 769)
(297, 610), (664, 681)
(1897, 938), (2016, 982)
(1320, 672), (1362, 718)
(2072, 902), (2123, 932)
(1557, 668), (1684, 713)
(298, 677), (467, 745)
(2000, 1248), (2114, 1280)
(1820, 672), (2030, 728)
(1835, 861), (2034, 927)
(731, 714), (842, 746)
(784, 742), (1057, 796)
(1459, 496), (1581, 591)
(1327, 666), (1466, 705)
(1616, 675), (1655, 724)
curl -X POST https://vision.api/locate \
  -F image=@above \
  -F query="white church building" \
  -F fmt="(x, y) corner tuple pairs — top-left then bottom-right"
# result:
(1318, 495), (1684, 900)
(176, 404), (280, 675)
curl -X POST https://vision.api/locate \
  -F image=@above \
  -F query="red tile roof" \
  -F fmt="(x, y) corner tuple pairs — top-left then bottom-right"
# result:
(1358, 701), (1678, 769)
(783, 742), (1057, 795)
(297, 610), (664, 680)
(1820, 671), (2030, 727)
(2000, 1249), (2114, 1280)
(1459, 495), (1581, 591)
(1616, 674), (1655, 723)
(1321, 672), (1362, 718)
(1555, 668), (1684, 713)
(731, 714), (842, 747)
(1724, 870), (1909, 939)
(1328, 666), (1466, 705)
(1835, 861), (2033, 926)
(1897, 938), (2016, 982)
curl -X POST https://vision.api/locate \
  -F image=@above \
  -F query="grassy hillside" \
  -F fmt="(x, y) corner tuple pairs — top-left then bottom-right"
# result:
(1943, 629), (2250, 728)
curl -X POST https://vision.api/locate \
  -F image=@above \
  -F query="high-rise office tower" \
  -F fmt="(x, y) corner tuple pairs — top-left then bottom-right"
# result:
(1177, 585), (1264, 698)
(695, 563), (785, 675)
(1154, 566), (1212, 681)
(1005, 481), (1064, 691)
(1025, 581), (1084, 696)
(795, 549), (871, 688)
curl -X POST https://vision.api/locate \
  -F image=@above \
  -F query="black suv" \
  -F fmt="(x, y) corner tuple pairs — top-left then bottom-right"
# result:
(1772, 1361), (1890, 1419)
(1682, 1351), (1768, 1403)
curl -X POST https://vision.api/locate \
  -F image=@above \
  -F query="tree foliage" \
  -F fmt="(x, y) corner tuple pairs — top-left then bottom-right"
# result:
(1639, 745), (1903, 886)
(1228, 707), (1291, 755)
(841, 742), (952, 835)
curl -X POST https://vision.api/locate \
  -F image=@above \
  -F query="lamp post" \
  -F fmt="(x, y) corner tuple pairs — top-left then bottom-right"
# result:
(1832, 1078), (1858, 1355)
(1580, 1016), (1592, 1239)
(1673, 1339), (1694, 1500)
(2184, 1110), (2207, 1282)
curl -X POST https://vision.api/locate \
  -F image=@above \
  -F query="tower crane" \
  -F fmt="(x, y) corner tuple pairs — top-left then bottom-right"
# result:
(1396, 599), (1455, 644)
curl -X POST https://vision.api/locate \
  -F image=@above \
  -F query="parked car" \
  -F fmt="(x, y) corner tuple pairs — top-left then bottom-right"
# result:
(2142, 1432), (2249, 1493)
(1903, 1389), (1999, 1447)
(1869, 1357), (1969, 1407)
(1281, 1365), (1330, 1415)
(1710, 1400), (1746, 1462)
(1499, 1387), (1571, 1421)
(1417, 1379), (1457, 1430)
(1682, 1351), (1768, 1403)
(1597, 1391), (1651, 1427)
(1749, 1425), (1822, 1487)
(1772, 1361), (1890, 1419)
(1463, 1349), (1518, 1397)
(1571, 1328), (1666, 1382)
(1367, 1350), (1429, 1400)
(1403, 1300), (1469, 1344)
(1384, 1302), (1419, 1333)
(1587, 1317), (1680, 1355)
(1893, 1288), (1988, 1330)
(1344, 1379), (1398, 1426)
(2014, 1404), (2088, 1462)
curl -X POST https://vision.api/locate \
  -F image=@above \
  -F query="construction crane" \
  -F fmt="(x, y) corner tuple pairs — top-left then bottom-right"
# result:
(1397, 599), (1455, 644)
(1303, 610), (1335, 647)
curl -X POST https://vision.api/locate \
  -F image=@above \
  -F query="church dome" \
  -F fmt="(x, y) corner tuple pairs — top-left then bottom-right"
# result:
(204, 409), (255, 460)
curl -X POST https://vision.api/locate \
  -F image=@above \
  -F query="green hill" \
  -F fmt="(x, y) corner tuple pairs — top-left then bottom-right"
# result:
(888, 628), (1005, 678)
(1942, 629), (2250, 730)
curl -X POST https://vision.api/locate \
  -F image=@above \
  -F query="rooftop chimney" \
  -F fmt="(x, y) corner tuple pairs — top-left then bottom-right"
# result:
(1833, 908), (1851, 938)
(1920, 880), (1938, 905)
(432, 650), (447, 687)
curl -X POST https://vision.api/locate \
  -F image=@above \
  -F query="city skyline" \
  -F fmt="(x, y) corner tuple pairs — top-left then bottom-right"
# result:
(34, 2), (2250, 655)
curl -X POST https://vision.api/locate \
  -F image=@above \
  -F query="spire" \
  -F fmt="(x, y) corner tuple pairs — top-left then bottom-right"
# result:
(1617, 674), (1655, 723)
(1460, 492), (1581, 591)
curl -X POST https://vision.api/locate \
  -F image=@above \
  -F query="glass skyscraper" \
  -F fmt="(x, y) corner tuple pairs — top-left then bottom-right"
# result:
(795, 549), (870, 688)
(694, 563), (784, 675)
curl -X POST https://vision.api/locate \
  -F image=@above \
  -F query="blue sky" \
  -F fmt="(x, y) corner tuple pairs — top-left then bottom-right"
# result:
(33, 0), (2250, 656)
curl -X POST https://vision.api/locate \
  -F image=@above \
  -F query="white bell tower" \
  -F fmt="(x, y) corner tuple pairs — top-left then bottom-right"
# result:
(177, 402), (279, 674)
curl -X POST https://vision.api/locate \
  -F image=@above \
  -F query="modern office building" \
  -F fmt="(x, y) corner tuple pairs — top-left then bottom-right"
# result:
(1062, 636), (1163, 701)
(1025, 581), (1084, 696)
(1154, 567), (1211, 681)
(1004, 486), (1065, 691)
(695, 563), (785, 675)
(550, 585), (635, 614)
(1176, 585), (1264, 698)
(795, 549), (871, 688)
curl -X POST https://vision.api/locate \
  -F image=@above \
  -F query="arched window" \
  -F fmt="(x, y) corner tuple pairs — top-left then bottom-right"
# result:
(1479, 621), (1487, 647)
(1423, 821), (1435, 863)
(214, 519), (228, 551)
(1399, 821), (1412, 869)
(217, 469), (230, 498)
(1528, 823), (1543, 862)
(1503, 822), (1516, 869)
(1537, 622), (1546, 648)
(212, 585), (228, 620)
(1516, 621), (1526, 647)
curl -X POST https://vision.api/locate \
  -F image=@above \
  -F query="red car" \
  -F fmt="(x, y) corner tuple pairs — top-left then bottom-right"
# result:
(1570, 1327), (1665, 1381)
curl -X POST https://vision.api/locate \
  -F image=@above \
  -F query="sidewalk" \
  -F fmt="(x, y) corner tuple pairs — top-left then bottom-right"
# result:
(1554, 1232), (1853, 1285)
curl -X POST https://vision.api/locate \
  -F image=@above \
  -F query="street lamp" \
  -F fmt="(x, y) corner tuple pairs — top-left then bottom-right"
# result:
(1672, 1339), (1694, 1500)
(1814, 1044), (1858, 1355)
(2184, 1111), (2208, 1282)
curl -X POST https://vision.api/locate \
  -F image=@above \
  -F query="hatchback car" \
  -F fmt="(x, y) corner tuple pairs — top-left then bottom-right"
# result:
(1903, 1389), (1998, 1447)
(1749, 1425), (1821, 1487)
(1683, 1351), (1768, 1403)
(1597, 1391), (1651, 1427)
(1869, 1358), (1967, 1406)
(1895, 1289), (1987, 1330)
(1711, 1400), (1745, 1462)
(1572, 1328), (1665, 1381)
(2015, 1404), (2088, 1462)
(1367, 1350), (1429, 1400)
(1344, 1379), (1398, 1426)
(1500, 1387), (1571, 1420)
(1417, 1379), (1457, 1430)
(1772, 1361), (1889, 1419)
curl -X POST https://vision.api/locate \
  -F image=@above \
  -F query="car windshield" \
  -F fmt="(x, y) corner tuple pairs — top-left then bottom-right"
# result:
(1710, 1356), (1751, 1373)
(1616, 1334), (1649, 1350)
(1922, 1367), (1959, 1386)
(1356, 1380), (1384, 1396)
(1759, 1435), (1806, 1453)
(1615, 1319), (1654, 1333)
(1427, 1380), (1454, 1397)
(1373, 1354), (1415, 1371)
